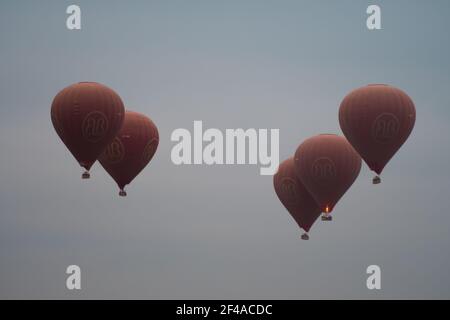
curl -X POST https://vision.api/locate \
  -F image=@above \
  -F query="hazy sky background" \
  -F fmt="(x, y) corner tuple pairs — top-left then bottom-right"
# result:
(1, 0), (450, 299)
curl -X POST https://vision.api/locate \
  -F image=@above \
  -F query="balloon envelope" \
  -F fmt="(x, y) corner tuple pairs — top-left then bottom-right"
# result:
(98, 110), (159, 195)
(339, 84), (416, 175)
(294, 134), (361, 213)
(51, 82), (125, 173)
(274, 158), (321, 233)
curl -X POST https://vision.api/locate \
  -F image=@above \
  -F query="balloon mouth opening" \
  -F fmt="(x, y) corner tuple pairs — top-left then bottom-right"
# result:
(81, 171), (90, 179)
(369, 163), (382, 175)
(79, 161), (93, 171)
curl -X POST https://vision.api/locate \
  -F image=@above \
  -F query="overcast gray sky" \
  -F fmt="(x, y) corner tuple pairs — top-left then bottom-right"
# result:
(1, 0), (450, 299)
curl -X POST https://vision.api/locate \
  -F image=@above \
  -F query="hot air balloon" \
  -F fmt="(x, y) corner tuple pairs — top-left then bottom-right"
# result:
(98, 110), (159, 196)
(51, 82), (125, 179)
(274, 158), (322, 240)
(294, 134), (361, 221)
(339, 84), (416, 184)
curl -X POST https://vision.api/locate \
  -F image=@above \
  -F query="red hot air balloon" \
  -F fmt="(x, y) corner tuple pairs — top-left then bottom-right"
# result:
(274, 158), (322, 240)
(339, 84), (416, 184)
(98, 111), (159, 196)
(51, 82), (125, 179)
(294, 134), (361, 221)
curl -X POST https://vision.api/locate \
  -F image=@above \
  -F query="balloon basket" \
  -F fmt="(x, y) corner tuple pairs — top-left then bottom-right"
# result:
(321, 215), (332, 221)
(119, 190), (127, 197)
(301, 233), (309, 240)
(372, 176), (381, 184)
(81, 171), (90, 179)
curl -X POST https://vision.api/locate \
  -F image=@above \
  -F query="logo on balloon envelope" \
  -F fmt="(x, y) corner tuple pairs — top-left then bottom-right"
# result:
(102, 137), (125, 164)
(311, 157), (337, 184)
(142, 138), (159, 164)
(82, 111), (109, 143)
(372, 113), (400, 144)
(280, 177), (300, 205)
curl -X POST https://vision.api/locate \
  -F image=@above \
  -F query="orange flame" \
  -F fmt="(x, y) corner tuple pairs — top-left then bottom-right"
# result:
(325, 206), (330, 213)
